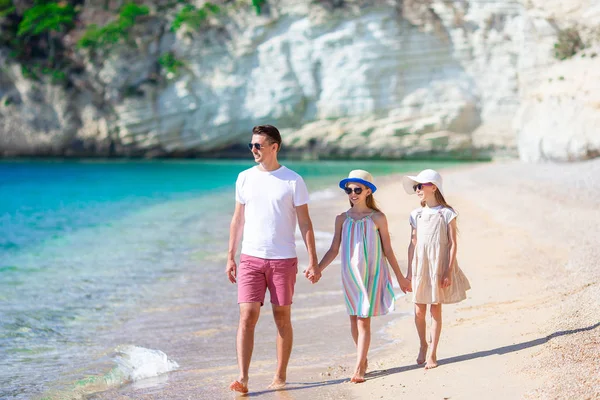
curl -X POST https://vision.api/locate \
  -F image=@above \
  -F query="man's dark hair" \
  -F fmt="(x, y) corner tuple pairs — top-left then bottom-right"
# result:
(252, 125), (282, 152)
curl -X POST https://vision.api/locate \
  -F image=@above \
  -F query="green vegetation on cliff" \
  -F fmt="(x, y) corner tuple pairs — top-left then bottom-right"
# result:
(0, 0), (15, 17)
(171, 3), (220, 32)
(78, 3), (149, 50)
(0, 0), (265, 87)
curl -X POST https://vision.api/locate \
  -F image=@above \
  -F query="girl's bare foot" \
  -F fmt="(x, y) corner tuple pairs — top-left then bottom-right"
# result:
(267, 377), (286, 390)
(424, 355), (438, 369)
(350, 360), (367, 383)
(416, 344), (428, 365)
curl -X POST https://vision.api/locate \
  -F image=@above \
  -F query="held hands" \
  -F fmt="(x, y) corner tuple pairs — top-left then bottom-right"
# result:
(226, 259), (237, 283)
(399, 275), (412, 293)
(304, 264), (322, 284)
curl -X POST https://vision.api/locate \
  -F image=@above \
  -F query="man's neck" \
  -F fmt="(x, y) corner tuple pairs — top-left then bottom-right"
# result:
(258, 159), (281, 172)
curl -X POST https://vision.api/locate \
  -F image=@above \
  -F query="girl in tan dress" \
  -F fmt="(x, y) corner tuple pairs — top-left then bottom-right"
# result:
(402, 169), (470, 369)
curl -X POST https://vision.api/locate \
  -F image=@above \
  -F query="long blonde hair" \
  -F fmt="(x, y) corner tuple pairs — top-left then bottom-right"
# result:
(421, 188), (458, 230)
(348, 188), (382, 213)
(421, 189), (455, 211)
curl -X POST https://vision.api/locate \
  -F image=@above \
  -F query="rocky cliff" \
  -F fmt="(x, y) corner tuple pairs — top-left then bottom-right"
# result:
(0, 0), (598, 160)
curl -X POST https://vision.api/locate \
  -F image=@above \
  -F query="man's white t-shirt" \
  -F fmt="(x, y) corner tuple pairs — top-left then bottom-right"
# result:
(409, 205), (457, 228)
(235, 165), (309, 259)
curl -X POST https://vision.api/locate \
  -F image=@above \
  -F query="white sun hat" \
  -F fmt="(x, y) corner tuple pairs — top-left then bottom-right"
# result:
(402, 169), (444, 196)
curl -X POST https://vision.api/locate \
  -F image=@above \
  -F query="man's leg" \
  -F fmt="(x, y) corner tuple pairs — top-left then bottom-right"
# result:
(265, 257), (297, 389)
(269, 304), (292, 389)
(230, 254), (267, 393)
(231, 302), (261, 392)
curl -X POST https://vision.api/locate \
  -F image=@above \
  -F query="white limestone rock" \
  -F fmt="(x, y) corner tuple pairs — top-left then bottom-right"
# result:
(0, 0), (599, 160)
(516, 47), (600, 161)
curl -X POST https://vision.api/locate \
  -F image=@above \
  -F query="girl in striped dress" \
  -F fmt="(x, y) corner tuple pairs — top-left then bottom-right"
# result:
(318, 170), (412, 383)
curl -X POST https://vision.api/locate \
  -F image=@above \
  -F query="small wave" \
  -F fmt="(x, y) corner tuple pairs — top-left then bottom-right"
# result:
(113, 345), (179, 382)
(41, 346), (179, 399)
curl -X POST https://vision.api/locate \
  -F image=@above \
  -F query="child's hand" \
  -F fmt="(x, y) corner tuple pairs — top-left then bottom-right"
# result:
(441, 271), (452, 288)
(399, 276), (412, 293)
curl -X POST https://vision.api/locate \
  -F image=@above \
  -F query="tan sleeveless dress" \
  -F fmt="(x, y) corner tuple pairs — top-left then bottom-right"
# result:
(412, 209), (471, 304)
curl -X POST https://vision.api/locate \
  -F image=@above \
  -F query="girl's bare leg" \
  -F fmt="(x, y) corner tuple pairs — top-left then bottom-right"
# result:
(414, 303), (428, 364)
(349, 316), (368, 372)
(426, 304), (442, 369)
(350, 315), (358, 345)
(351, 317), (370, 383)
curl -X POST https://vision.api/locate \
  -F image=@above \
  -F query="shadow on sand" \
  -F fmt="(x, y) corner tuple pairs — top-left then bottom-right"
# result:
(366, 321), (600, 379)
(238, 322), (599, 397)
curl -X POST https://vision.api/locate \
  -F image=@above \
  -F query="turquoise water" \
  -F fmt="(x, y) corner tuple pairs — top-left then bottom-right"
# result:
(0, 159), (465, 399)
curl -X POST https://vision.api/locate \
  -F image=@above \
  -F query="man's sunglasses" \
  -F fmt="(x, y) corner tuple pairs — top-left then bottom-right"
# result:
(344, 187), (363, 195)
(248, 142), (276, 151)
(248, 143), (266, 150)
(413, 183), (433, 192)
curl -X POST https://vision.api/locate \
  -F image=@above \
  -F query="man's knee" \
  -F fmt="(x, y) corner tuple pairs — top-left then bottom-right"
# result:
(239, 304), (261, 328)
(272, 306), (292, 330)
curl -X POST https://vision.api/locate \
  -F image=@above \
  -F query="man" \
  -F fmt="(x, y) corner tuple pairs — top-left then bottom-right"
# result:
(226, 125), (320, 393)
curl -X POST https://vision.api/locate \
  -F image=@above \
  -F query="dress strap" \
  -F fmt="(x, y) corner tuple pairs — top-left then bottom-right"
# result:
(413, 209), (423, 229)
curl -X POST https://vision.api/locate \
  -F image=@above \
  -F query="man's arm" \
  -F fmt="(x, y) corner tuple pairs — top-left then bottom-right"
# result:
(226, 201), (245, 283)
(296, 204), (320, 283)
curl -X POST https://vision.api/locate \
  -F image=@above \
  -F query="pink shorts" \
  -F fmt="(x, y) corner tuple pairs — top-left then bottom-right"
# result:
(238, 254), (298, 306)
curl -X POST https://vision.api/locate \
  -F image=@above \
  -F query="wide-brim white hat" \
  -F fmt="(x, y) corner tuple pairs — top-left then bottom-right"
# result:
(339, 169), (377, 193)
(402, 169), (444, 196)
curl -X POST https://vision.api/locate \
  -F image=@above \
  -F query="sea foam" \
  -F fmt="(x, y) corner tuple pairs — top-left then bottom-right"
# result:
(113, 345), (179, 382)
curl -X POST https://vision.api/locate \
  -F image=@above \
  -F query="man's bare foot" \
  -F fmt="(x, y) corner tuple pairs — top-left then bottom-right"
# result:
(229, 380), (249, 393)
(416, 344), (428, 365)
(267, 377), (286, 390)
(424, 356), (438, 369)
(350, 373), (366, 383)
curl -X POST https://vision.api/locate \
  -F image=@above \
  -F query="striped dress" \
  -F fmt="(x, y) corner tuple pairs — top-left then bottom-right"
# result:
(340, 211), (395, 317)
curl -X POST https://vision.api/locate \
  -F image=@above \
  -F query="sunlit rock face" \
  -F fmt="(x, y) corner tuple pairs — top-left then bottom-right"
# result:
(0, 0), (598, 160)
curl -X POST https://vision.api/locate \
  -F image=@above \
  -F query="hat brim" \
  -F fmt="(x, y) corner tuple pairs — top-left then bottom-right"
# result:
(402, 175), (444, 196)
(402, 175), (419, 195)
(339, 178), (377, 193)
